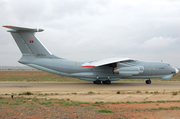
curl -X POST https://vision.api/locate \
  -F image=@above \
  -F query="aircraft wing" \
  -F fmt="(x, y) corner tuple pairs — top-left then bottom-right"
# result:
(81, 57), (134, 67)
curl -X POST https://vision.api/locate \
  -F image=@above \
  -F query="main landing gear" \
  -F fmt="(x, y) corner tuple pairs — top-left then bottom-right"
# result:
(93, 80), (111, 85)
(146, 79), (151, 84)
(93, 80), (101, 84)
(103, 80), (111, 85)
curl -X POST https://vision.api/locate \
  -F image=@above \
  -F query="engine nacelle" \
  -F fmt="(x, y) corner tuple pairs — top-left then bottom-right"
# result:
(114, 66), (144, 75)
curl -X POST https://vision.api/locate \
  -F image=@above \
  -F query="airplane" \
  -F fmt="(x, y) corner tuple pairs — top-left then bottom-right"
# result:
(3, 25), (179, 85)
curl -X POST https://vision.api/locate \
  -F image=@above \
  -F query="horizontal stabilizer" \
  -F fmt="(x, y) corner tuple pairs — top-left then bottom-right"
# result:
(3, 25), (44, 32)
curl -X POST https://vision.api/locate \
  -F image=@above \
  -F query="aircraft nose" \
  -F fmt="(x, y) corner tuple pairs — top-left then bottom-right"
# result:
(175, 68), (179, 74)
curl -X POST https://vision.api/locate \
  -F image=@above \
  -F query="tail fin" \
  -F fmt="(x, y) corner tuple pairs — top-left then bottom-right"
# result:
(3, 25), (58, 58)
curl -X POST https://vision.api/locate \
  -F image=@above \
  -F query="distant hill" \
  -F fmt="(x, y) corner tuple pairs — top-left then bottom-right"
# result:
(0, 66), (37, 70)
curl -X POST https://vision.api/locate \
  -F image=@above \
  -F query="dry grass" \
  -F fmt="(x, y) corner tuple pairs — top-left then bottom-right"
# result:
(0, 70), (84, 82)
(0, 70), (179, 82)
(0, 96), (180, 119)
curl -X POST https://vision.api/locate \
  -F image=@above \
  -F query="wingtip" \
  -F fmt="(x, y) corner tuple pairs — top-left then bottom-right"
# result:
(3, 25), (12, 28)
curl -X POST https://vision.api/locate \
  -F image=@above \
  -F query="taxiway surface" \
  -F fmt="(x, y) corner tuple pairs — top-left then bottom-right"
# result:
(0, 82), (180, 94)
(1, 82), (180, 102)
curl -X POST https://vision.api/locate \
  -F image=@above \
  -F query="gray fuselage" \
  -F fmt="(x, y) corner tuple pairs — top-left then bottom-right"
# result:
(19, 55), (177, 82)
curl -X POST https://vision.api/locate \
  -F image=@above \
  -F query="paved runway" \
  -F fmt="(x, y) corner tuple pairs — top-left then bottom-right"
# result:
(0, 82), (180, 94)
(1, 82), (180, 102)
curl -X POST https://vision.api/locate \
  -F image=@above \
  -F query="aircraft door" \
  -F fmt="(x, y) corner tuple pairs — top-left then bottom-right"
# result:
(149, 67), (155, 76)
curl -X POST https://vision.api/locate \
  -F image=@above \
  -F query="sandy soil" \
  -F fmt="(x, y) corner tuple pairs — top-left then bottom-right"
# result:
(0, 81), (180, 102)
(0, 97), (180, 119)
(1, 81), (180, 119)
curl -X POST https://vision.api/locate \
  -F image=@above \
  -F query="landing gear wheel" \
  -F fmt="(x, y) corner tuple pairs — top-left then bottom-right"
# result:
(102, 81), (106, 84)
(146, 79), (151, 84)
(93, 81), (96, 84)
(105, 80), (111, 85)
(95, 80), (101, 85)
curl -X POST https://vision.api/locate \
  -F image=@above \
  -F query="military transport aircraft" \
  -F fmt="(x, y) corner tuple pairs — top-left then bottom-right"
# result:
(3, 25), (179, 85)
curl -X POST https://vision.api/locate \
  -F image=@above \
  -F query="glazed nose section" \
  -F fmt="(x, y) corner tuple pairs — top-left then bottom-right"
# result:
(175, 68), (179, 74)
(172, 67), (179, 76)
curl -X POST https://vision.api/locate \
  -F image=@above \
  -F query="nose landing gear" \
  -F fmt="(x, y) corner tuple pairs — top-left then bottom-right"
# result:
(146, 79), (151, 84)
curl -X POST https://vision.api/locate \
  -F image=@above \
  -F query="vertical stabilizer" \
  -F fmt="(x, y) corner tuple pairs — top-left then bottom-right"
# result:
(3, 25), (58, 59)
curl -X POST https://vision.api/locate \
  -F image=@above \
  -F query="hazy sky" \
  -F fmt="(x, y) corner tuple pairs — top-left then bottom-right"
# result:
(0, 0), (180, 67)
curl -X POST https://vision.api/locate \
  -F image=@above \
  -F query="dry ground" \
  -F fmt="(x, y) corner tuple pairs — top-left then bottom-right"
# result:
(0, 96), (180, 119)
(1, 82), (180, 119)
(1, 81), (180, 102)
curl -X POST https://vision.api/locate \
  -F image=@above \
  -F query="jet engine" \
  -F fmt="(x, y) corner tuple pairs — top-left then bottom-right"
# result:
(114, 66), (144, 75)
